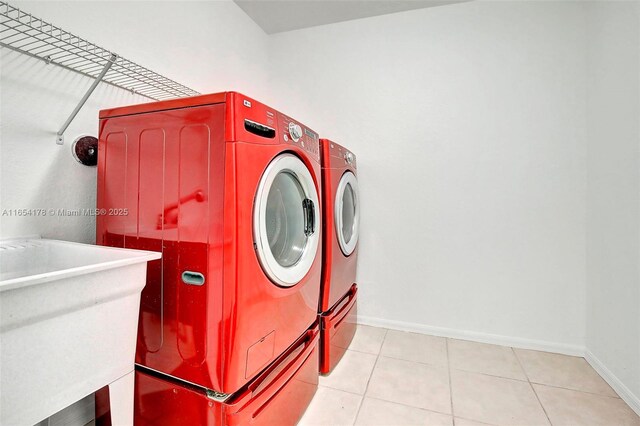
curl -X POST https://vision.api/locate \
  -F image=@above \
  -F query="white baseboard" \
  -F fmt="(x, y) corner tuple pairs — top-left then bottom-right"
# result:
(357, 315), (585, 356)
(585, 350), (640, 417)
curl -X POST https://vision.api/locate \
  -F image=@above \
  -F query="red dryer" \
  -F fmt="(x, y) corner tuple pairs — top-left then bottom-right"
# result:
(318, 139), (360, 374)
(96, 92), (322, 424)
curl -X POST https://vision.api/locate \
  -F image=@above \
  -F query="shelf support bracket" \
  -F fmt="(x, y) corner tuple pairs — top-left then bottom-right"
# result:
(56, 53), (117, 145)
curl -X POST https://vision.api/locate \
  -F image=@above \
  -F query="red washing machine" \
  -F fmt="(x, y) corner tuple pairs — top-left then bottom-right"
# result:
(318, 139), (360, 374)
(96, 92), (322, 424)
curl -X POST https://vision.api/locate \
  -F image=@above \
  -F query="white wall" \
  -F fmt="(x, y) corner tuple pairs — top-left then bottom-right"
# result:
(585, 0), (640, 411)
(268, 1), (588, 352)
(1, 0), (270, 243)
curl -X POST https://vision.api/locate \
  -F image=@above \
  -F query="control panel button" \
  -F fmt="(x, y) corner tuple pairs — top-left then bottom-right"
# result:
(289, 122), (303, 142)
(345, 152), (354, 164)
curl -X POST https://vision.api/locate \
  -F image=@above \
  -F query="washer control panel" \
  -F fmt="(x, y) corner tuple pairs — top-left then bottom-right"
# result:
(278, 113), (319, 160)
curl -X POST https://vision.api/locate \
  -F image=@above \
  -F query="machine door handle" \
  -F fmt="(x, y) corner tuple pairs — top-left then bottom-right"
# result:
(182, 271), (205, 286)
(302, 198), (315, 237)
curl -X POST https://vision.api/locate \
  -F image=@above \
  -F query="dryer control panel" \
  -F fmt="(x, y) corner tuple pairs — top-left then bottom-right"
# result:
(278, 112), (320, 161)
(328, 141), (357, 169)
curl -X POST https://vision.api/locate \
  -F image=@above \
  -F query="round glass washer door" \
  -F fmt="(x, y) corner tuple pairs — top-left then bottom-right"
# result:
(335, 171), (359, 256)
(254, 153), (320, 287)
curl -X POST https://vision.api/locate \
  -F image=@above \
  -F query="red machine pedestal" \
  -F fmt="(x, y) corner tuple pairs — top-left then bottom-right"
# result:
(320, 285), (358, 374)
(135, 327), (319, 426)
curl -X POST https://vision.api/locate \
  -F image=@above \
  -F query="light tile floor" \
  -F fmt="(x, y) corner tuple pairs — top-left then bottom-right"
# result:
(298, 325), (640, 426)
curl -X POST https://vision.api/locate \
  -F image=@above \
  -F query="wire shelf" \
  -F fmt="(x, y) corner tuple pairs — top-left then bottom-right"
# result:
(0, 1), (200, 101)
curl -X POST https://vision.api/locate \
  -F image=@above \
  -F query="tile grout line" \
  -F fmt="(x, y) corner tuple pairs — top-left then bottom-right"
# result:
(351, 328), (389, 425)
(528, 382), (623, 399)
(512, 347), (554, 426)
(452, 415), (497, 426)
(449, 366), (529, 383)
(317, 383), (367, 397)
(376, 352), (453, 368)
(374, 352), (532, 384)
(364, 395), (456, 418)
(346, 347), (388, 356)
(446, 338), (455, 426)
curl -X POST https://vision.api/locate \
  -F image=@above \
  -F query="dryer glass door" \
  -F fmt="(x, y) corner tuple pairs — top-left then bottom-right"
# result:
(335, 171), (359, 256)
(254, 153), (320, 287)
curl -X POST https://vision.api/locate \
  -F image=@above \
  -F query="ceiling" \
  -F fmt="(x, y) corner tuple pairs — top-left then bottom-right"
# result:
(234, 0), (469, 34)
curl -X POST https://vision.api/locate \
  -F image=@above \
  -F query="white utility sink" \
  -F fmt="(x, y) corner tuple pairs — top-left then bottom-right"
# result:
(0, 237), (161, 426)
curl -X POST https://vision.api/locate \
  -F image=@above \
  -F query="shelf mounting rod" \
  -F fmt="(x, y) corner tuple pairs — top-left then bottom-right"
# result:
(56, 53), (117, 145)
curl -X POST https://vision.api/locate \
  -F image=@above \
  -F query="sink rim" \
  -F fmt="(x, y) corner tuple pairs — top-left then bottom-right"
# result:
(0, 237), (161, 292)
